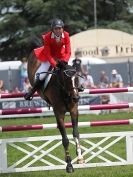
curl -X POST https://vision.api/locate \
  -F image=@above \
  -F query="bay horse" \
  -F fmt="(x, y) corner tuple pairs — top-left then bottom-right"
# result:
(27, 51), (84, 173)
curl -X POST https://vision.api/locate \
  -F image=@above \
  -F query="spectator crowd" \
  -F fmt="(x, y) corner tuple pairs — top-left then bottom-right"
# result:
(0, 57), (31, 94)
(0, 55), (125, 95)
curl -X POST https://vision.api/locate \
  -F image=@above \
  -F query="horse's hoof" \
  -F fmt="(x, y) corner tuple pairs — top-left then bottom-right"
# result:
(77, 158), (85, 164)
(66, 163), (74, 173)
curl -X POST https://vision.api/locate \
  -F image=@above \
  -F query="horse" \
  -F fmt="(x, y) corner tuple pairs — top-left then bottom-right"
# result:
(27, 51), (84, 173)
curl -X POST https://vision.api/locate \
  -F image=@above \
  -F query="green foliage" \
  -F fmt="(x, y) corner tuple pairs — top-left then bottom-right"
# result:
(105, 20), (133, 34)
(0, 0), (133, 60)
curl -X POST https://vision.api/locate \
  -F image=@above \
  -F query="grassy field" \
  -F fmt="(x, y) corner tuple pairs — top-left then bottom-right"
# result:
(1, 111), (133, 177)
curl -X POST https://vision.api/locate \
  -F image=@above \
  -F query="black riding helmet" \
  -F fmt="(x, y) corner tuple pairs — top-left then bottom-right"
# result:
(51, 18), (64, 29)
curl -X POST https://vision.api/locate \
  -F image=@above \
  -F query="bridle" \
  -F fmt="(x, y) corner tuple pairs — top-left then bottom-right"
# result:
(38, 64), (82, 92)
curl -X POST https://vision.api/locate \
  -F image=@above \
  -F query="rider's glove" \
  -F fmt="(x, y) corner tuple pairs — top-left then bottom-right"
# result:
(56, 61), (67, 69)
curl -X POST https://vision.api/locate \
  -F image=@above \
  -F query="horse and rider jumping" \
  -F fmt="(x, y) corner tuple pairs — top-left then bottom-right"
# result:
(24, 18), (84, 173)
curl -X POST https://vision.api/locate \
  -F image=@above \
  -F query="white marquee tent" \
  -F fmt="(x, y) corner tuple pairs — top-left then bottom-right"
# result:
(69, 57), (106, 65)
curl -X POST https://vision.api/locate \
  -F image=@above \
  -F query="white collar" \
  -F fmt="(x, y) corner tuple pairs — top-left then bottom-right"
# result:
(62, 33), (64, 38)
(51, 32), (64, 38)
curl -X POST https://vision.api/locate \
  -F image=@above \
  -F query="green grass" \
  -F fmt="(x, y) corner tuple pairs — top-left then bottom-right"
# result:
(1, 166), (133, 177)
(1, 111), (133, 177)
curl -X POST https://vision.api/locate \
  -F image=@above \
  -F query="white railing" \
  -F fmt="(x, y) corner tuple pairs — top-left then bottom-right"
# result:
(1, 131), (133, 173)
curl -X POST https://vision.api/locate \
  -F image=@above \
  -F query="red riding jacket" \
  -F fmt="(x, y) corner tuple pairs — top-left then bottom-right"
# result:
(34, 31), (71, 67)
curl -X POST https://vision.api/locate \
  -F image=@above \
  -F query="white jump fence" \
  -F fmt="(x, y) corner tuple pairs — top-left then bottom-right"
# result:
(1, 131), (133, 173)
(1, 87), (133, 173)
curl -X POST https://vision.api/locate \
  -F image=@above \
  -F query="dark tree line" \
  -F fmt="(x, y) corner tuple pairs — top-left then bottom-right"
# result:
(0, 0), (133, 61)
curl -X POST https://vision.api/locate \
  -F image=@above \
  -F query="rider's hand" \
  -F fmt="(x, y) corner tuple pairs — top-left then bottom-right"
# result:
(56, 61), (67, 69)
(56, 62), (63, 69)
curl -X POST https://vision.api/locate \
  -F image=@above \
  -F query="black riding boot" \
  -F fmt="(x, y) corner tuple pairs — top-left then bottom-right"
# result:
(24, 79), (42, 100)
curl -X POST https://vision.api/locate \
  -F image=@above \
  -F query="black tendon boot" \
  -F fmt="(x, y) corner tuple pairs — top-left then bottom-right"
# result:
(78, 85), (84, 92)
(24, 79), (42, 100)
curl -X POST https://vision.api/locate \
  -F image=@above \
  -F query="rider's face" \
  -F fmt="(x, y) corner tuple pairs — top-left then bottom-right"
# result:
(53, 27), (63, 36)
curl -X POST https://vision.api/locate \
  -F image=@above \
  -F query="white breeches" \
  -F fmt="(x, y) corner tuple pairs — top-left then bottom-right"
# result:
(35, 61), (51, 81)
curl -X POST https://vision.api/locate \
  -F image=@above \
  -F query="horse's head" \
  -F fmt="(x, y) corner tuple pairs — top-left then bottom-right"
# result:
(54, 62), (80, 103)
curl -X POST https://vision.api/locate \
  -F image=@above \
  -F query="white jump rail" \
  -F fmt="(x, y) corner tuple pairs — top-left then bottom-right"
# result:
(0, 87), (133, 99)
(0, 103), (132, 115)
(0, 119), (133, 132)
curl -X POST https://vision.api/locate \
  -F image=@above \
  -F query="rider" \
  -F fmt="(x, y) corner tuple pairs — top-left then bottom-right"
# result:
(25, 18), (72, 100)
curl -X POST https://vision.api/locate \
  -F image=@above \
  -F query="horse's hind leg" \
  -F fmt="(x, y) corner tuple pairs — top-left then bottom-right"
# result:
(55, 114), (74, 173)
(70, 110), (84, 164)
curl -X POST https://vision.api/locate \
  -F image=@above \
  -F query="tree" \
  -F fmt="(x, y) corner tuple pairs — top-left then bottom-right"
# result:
(0, 0), (133, 61)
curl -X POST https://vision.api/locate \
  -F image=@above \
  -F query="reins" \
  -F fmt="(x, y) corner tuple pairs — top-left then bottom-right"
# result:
(38, 66), (82, 92)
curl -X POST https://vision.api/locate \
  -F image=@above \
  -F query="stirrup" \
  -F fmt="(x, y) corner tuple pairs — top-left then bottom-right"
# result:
(24, 92), (33, 101)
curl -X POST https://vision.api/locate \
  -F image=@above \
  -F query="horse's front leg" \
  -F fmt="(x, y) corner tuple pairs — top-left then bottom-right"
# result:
(55, 114), (74, 173)
(70, 111), (84, 164)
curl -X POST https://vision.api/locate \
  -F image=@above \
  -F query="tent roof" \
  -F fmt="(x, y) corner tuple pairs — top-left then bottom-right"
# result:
(0, 61), (22, 70)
